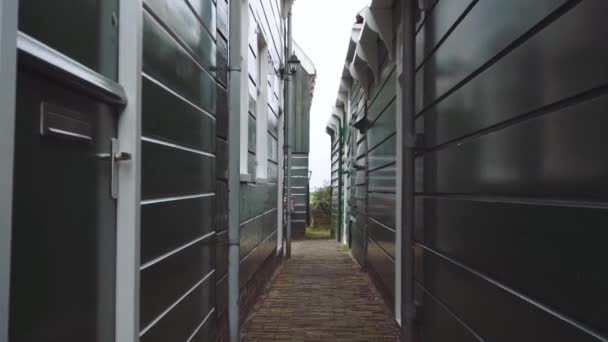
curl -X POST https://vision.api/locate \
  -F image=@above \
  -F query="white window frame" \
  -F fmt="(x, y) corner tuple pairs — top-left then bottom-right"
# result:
(0, 0), (18, 340)
(239, 9), (251, 178)
(255, 34), (269, 181)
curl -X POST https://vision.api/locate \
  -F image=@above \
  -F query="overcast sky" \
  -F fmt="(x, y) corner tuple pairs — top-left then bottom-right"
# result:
(292, 0), (370, 190)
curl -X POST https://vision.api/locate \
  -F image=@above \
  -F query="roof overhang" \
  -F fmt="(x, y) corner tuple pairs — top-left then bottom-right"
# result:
(328, 0), (397, 134)
(293, 41), (317, 95)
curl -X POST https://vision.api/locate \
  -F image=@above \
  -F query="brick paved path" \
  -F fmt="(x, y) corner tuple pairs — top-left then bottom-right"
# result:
(241, 238), (400, 341)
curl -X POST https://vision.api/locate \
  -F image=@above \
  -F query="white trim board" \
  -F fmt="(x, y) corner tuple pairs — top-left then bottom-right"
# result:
(0, 0), (18, 339)
(115, 0), (143, 341)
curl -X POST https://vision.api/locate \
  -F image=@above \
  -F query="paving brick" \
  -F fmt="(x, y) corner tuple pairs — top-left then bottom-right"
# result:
(241, 239), (400, 341)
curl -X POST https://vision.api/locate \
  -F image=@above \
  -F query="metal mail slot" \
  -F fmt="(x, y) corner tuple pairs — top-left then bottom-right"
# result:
(40, 102), (92, 142)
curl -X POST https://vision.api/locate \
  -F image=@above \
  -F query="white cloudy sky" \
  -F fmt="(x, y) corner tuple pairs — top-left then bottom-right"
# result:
(292, 0), (370, 189)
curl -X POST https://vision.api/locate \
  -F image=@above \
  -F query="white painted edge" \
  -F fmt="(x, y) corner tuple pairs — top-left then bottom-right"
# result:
(239, 8), (251, 175)
(0, 0), (18, 340)
(116, 0), (143, 341)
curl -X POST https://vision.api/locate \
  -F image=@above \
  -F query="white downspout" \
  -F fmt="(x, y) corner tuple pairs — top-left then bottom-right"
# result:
(284, 9), (294, 258)
(228, 0), (246, 340)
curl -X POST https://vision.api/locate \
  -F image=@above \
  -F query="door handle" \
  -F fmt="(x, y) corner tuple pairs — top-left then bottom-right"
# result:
(97, 138), (130, 199)
(114, 151), (132, 162)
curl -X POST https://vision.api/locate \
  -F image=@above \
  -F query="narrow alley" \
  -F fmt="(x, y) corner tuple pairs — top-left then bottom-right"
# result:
(241, 238), (400, 341)
(2, 0), (608, 341)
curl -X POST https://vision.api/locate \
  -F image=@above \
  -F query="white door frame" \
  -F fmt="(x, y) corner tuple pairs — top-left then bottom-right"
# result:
(115, 0), (143, 341)
(0, 0), (19, 340)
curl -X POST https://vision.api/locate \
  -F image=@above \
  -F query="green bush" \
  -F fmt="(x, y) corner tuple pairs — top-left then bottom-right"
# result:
(310, 183), (331, 228)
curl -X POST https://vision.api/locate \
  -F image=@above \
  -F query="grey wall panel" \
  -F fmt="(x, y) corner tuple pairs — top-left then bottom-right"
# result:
(141, 140), (215, 200)
(367, 67), (396, 124)
(419, 92), (608, 197)
(240, 231), (277, 287)
(215, 181), (228, 229)
(268, 108), (279, 137)
(248, 114), (256, 152)
(140, 276), (214, 342)
(141, 196), (214, 264)
(367, 239), (395, 299)
(351, 222), (366, 266)
(216, 0), (228, 39)
(216, 138), (228, 180)
(416, 246), (599, 342)
(216, 35), (228, 86)
(417, 285), (482, 342)
(240, 183), (278, 221)
(291, 156), (309, 168)
(267, 161), (279, 180)
(362, 57), (396, 300)
(240, 219), (261, 259)
(187, 0), (217, 38)
(140, 239), (214, 329)
(292, 212), (307, 222)
(185, 311), (215, 342)
(251, 0), (283, 70)
(144, 0), (216, 70)
(142, 77), (215, 152)
(215, 231), (228, 278)
(291, 167), (309, 178)
(415, 2), (608, 339)
(18, 0), (118, 78)
(367, 135), (395, 172)
(415, 0), (476, 68)
(240, 209), (277, 259)
(216, 85), (228, 139)
(420, 0), (608, 149)
(417, 197), (608, 337)
(215, 275), (228, 318)
(368, 193), (396, 229)
(143, 11), (216, 115)
(268, 134), (278, 162)
(416, 0), (569, 112)
(368, 219), (395, 260)
(368, 166), (396, 194)
(248, 152), (256, 177)
(367, 101), (396, 151)
(291, 65), (313, 153)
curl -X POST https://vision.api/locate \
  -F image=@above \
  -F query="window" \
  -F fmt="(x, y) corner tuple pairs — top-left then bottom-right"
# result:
(240, 23), (269, 182)
(255, 36), (269, 181)
(239, 12), (251, 178)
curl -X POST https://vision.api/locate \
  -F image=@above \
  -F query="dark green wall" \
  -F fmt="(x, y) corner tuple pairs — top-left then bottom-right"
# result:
(238, 0), (284, 292)
(140, 0), (285, 340)
(416, 0), (608, 340)
(139, 0), (220, 340)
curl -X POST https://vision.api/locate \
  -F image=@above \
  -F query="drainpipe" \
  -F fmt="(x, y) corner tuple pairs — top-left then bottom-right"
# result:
(400, 0), (418, 341)
(284, 9), (293, 258)
(227, 0), (245, 340)
(339, 109), (347, 243)
(337, 119), (343, 242)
